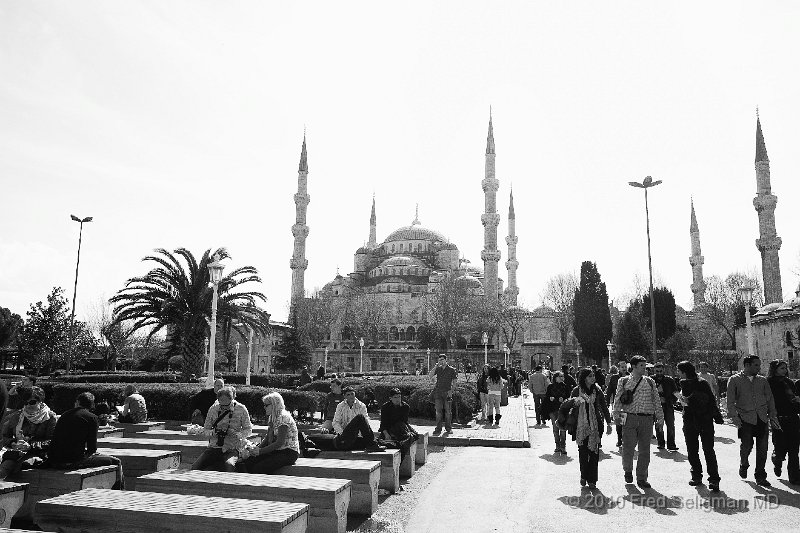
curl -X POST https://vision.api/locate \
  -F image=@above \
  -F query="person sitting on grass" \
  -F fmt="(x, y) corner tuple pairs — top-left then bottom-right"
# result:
(378, 387), (418, 461)
(0, 386), (57, 480)
(45, 392), (125, 489)
(236, 392), (300, 474)
(190, 386), (252, 472)
(118, 384), (148, 423)
(305, 387), (385, 452)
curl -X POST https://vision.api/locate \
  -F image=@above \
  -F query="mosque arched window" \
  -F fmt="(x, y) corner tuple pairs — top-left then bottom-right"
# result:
(389, 327), (399, 341)
(417, 243), (422, 252)
(398, 328), (405, 341)
(399, 243), (403, 252)
(406, 326), (415, 341)
(391, 244), (395, 253)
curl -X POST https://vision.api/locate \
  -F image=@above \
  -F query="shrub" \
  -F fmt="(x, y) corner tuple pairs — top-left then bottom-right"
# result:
(52, 372), (183, 384)
(218, 373), (299, 388)
(37, 382), (325, 422)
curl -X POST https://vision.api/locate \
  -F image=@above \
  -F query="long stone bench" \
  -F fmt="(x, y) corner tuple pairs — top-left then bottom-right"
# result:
(113, 421), (166, 437)
(0, 481), (28, 527)
(318, 449), (400, 493)
(9, 465), (118, 519)
(179, 422), (270, 435)
(99, 436), (208, 465)
(137, 429), (207, 441)
(137, 469), (350, 533)
(96, 448), (181, 490)
(415, 431), (429, 465)
(97, 426), (124, 439)
(275, 458), (380, 516)
(34, 488), (309, 533)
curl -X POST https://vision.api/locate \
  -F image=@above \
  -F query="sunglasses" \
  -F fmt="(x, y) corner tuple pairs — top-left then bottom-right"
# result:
(26, 399), (41, 406)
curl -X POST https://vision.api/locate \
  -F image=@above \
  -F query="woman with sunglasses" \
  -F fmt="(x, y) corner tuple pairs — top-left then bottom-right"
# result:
(236, 392), (300, 474)
(0, 386), (58, 479)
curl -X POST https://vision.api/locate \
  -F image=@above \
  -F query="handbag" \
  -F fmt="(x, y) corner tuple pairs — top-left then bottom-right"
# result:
(619, 376), (643, 405)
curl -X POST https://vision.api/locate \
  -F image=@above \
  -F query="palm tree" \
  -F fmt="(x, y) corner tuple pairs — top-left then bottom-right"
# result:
(110, 247), (271, 378)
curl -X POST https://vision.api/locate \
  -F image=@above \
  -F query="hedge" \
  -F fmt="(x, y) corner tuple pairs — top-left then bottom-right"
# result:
(52, 372), (183, 384)
(37, 382), (325, 423)
(217, 373), (300, 389)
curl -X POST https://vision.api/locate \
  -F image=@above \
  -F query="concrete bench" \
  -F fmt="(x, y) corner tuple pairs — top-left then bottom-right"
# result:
(137, 429), (207, 441)
(275, 458), (380, 516)
(415, 431), (429, 465)
(99, 436), (208, 465)
(96, 448), (181, 490)
(179, 423), (270, 435)
(318, 449), (400, 493)
(34, 488), (309, 533)
(0, 481), (28, 527)
(9, 465), (117, 519)
(113, 421), (166, 437)
(97, 426), (124, 439)
(137, 469), (350, 533)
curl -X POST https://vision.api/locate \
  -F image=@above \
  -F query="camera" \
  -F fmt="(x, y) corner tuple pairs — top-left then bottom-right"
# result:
(215, 429), (228, 447)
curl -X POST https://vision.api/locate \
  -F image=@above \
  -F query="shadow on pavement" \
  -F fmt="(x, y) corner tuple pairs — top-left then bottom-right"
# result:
(654, 448), (688, 462)
(714, 436), (736, 444)
(748, 480), (800, 510)
(557, 488), (618, 515)
(693, 485), (751, 515)
(622, 485), (680, 515)
(539, 452), (574, 464)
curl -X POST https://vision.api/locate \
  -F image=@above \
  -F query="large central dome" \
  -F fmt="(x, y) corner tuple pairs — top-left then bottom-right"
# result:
(384, 224), (449, 243)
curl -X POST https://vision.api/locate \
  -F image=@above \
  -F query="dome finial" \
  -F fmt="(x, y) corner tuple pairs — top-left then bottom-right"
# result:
(412, 203), (420, 225)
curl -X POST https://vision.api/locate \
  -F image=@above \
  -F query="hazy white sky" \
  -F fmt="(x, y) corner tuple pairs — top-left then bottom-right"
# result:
(2, 1), (799, 323)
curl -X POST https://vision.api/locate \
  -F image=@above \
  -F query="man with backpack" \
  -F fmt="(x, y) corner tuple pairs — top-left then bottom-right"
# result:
(613, 355), (664, 489)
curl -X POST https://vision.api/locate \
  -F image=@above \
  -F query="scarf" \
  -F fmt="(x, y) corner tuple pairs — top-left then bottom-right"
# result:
(575, 389), (599, 453)
(17, 403), (54, 440)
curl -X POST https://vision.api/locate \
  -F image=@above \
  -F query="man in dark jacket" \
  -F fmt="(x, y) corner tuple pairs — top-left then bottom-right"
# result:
(379, 388), (416, 461)
(767, 359), (800, 485)
(46, 392), (124, 489)
(653, 362), (679, 451)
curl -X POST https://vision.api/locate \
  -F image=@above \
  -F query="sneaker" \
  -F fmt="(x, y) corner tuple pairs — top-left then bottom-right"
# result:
(739, 466), (747, 479)
(624, 472), (633, 484)
(709, 483), (720, 492)
(433, 427), (442, 435)
(637, 480), (652, 489)
(667, 447), (679, 453)
(688, 479), (702, 486)
(580, 478), (586, 487)
(656, 445), (665, 450)
(616, 441), (622, 447)
(755, 479), (772, 487)
(365, 442), (386, 452)
(554, 448), (561, 454)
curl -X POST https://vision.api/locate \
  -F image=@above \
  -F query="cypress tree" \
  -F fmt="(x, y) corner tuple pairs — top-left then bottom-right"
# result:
(573, 261), (613, 365)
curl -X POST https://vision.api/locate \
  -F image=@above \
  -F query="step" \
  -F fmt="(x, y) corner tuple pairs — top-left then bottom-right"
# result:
(9, 465), (117, 519)
(98, 436), (208, 465)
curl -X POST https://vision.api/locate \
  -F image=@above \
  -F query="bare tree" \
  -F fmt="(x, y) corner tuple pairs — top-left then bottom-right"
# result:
(341, 290), (389, 344)
(699, 272), (763, 350)
(498, 300), (528, 350)
(294, 290), (336, 348)
(424, 271), (476, 349)
(540, 272), (578, 348)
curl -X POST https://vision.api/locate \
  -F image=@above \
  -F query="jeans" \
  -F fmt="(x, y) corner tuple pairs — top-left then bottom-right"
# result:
(191, 447), (239, 472)
(739, 418), (769, 481)
(533, 394), (546, 424)
(684, 423), (719, 483)
(479, 392), (488, 419)
(578, 437), (599, 483)
(772, 414), (800, 482)
(550, 412), (566, 450)
(486, 394), (501, 419)
(621, 413), (654, 481)
(308, 414), (377, 451)
(0, 450), (42, 479)
(655, 405), (676, 449)
(236, 448), (299, 474)
(434, 392), (453, 431)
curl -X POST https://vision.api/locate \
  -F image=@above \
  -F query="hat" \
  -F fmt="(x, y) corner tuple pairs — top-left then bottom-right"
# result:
(342, 386), (355, 394)
(389, 387), (402, 396)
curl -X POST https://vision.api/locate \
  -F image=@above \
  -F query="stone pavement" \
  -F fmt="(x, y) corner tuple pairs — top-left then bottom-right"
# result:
(368, 395), (529, 448)
(405, 389), (800, 533)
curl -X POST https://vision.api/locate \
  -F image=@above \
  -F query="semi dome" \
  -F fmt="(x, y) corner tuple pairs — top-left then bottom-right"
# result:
(455, 274), (483, 289)
(384, 225), (449, 244)
(379, 256), (425, 268)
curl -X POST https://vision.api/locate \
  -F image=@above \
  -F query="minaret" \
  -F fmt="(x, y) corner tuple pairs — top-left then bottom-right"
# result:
(504, 188), (519, 305)
(290, 135), (310, 311)
(689, 199), (706, 307)
(481, 110), (501, 301)
(753, 112), (783, 304)
(367, 195), (377, 248)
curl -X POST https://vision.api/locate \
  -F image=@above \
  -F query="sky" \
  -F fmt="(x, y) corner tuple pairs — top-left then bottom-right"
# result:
(1, 1), (800, 324)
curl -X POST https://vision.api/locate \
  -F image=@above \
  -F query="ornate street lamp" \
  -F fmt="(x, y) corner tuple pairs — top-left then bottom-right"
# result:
(206, 254), (225, 388)
(738, 285), (756, 358)
(234, 341), (241, 372)
(606, 341), (615, 370)
(67, 214), (92, 373)
(324, 347), (329, 377)
(482, 332), (489, 366)
(503, 343), (510, 367)
(359, 337), (365, 373)
(426, 347), (431, 373)
(629, 176), (663, 360)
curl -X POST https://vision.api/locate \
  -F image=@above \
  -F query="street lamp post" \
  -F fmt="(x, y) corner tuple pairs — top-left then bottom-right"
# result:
(324, 347), (329, 376)
(204, 337), (209, 375)
(606, 341), (614, 370)
(359, 337), (364, 373)
(246, 327), (253, 385)
(67, 214), (92, 373)
(426, 348), (431, 373)
(235, 341), (240, 372)
(576, 345), (582, 368)
(629, 176), (663, 361)
(503, 343), (509, 367)
(738, 285), (756, 361)
(205, 254), (225, 389)
(482, 332), (489, 366)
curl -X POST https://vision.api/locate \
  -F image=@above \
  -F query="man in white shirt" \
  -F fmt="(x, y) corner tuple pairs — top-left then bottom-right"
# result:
(698, 362), (719, 399)
(310, 387), (385, 452)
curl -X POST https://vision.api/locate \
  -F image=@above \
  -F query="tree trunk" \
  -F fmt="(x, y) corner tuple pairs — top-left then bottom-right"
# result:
(181, 331), (205, 379)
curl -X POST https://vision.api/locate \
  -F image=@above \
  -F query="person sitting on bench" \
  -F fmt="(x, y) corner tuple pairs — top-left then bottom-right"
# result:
(118, 384), (148, 423)
(378, 387), (418, 461)
(236, 392), (300, 474)
(191, 386), (252, 472)
(45, 392), (125, 489)
(0, 386), (57, 479)
(306, 387), (385, 452)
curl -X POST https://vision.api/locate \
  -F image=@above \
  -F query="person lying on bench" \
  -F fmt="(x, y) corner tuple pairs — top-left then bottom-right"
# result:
(118, 384), (148, 423)
(236, 392), (300, 474)
(378, 387), (418, 461)
(0, 386), (57, 479)
(191, 386), (252, 472)
(306, 387), (385, 452)
(45, 392), (125, 489)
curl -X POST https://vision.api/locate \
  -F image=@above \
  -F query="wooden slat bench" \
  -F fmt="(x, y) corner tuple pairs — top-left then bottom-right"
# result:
(9, 465), (117, 519)
(113, 420), (166, 437)
(318, 449), (400, 493)
(96, 448), (181, 490)
(97, 426), (124, 439)
(99, 436), (208, 465)
(34, 488), (309, 533)
(0, 481), (28, 527)
(275, 458), (380, 516)
(137, 469), (350, 533)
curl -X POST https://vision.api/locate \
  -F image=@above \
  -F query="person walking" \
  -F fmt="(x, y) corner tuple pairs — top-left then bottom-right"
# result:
(571, 368), (612, 489)
(561, 365), (577, 392)
(430, 354), (457, 435)
(766, 359), (800, 485)
(477, 365), (490, 422)
(727, 355), (780, 487)
(676, 361), (722, 492)
(653, 362), (679, 452)
(528, 366), (550, 426)
(546, 371), (570, 454)
(605, 365), (624, 447)
(698, 362), (719, 400)
(486, 367), (505, 427)
(613, 355), (664, 488)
